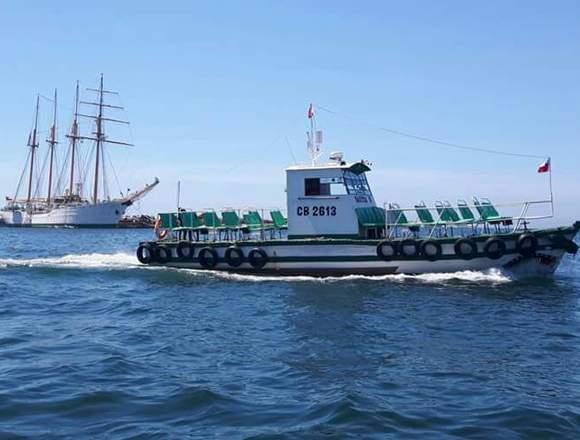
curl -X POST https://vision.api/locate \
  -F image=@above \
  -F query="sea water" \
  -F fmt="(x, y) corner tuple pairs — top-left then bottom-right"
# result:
(0, 228), (579, 438)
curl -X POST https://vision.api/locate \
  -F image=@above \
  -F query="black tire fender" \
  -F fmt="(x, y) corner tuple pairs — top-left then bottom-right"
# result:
(225, 246), (244, 267)
(454, 238), (478, 260)
(198, 247), (218, 269)
(156, 245), (171, 263)
(399, 239), (420, 258)
(376, 241), (397, 261)
(136, 243), (154, 264)
(420, 240), (442, 261)
(176, 241), (195, 260)
(248, 248), (268, 269)
(516, 233), (538, 257)
(483, 237), (506, 260)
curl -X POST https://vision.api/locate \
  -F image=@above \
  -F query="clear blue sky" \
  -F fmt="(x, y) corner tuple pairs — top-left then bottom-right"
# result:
(0, 1), (578, 223)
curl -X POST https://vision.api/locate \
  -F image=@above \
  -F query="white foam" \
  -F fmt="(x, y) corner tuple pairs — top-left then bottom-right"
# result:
(196, 268), (512, 284)
(0, 253), (512, 284)
(0, 252), (140, 270)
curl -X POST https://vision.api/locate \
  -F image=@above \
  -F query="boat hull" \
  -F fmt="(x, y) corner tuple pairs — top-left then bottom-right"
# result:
(138, 225), (579, 278)
(0, 201), (128, 228)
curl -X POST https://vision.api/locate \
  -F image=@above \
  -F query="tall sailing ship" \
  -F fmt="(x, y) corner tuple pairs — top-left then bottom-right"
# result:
(0, 75), (158, 227)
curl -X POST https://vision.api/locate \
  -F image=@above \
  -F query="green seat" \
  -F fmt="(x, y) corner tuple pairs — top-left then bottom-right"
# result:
(175, 211), (204, 230)
(355, 206), (386, 227)
(435, 201), (455, 222)
(222, 210), (242, 229)
(158, 213), (179, 229)
(243, 211), (273, 231)
(202, 211), (223, 229)
(270, 210), (288, 229)
(457, 200), (477, 222)
(414, 202), (436, 225)
(474, 197), (513, 225)
(387, 203), (420, 231)
(436, 201), (472, 224)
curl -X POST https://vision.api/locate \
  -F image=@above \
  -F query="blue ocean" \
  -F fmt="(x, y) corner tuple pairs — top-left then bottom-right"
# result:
(1, 228), (579, 438)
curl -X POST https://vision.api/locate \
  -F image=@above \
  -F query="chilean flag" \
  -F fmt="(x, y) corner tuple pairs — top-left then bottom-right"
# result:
(537, 158), (551, 173)
(307, 103), (314, 119)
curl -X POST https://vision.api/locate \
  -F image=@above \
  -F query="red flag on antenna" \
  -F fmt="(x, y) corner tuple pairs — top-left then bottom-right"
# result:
(537, 158), (550, 173)
(307, 104), (314, 119)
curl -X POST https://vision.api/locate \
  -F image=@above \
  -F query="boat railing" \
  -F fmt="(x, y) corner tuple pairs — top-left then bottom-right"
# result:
(170, 206), (288, 242)
(382, 199), (553, 240)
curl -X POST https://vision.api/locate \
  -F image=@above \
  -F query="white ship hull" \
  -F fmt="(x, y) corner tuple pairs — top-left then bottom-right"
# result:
(0, 201), (128, 227)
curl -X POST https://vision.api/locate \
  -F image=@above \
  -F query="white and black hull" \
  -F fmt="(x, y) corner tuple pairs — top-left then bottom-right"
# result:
(137, 225), (579, 278)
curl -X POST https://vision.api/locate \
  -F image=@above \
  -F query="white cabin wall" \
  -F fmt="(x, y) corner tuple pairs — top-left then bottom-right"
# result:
(286, 166), (377, 238)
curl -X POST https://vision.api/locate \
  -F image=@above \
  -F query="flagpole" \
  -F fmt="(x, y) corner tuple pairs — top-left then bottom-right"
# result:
(548, 157), (553, 217)
(310, 109), (315, 166)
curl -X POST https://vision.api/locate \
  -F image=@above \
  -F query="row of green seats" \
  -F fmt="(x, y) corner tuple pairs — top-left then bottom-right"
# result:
(387, 198), (510, 227)
(157, 210), (288, 232)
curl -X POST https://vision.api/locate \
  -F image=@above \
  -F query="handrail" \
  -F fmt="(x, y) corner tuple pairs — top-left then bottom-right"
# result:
(382, 198), (553, 238)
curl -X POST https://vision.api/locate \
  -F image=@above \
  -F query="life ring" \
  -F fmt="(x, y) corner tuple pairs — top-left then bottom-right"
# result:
(483, 237), (506, 260)
(154, 217), (169, 240)
(248, 248), (268, 269)
(198, 247), (218, 269)
(225, 246), (244, 267)
(420, 240), (442, 261)
(516, 233), (538, 257)
(399, 239), (419, 258)
(136, 243), (154, 264)
(454, 238), (478, 260)
(548, 234), (578, 255)
(176, 241), (195, 260)
(376, 240), (397, 261)
(155, 245), (171, 263)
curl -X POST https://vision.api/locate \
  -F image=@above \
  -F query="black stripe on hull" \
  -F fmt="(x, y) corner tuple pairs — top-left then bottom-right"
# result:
(164, 265), (400, 277)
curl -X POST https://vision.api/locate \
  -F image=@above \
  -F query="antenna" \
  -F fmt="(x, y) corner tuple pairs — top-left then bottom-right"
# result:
(306, 103), (323, 166)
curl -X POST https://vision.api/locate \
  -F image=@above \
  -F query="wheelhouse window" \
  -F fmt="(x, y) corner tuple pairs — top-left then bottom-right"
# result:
(305, 178), (323, 196)
(343, 170), (372, 195)
(305, 177), (347, 196)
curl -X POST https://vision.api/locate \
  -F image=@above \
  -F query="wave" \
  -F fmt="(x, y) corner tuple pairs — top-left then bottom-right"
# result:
(0, 253), (512, 284)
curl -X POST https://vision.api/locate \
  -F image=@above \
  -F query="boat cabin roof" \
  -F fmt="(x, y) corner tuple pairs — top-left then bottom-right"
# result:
(286, 161), (371, 175)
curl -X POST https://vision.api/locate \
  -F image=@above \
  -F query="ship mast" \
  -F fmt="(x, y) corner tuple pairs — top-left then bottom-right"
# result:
(92, 75), (104, 203)
(46, 89), (58, 205)
(66, 81), (80, 198)
(78, 74), (133, 204)
(26, 95), (40, 204)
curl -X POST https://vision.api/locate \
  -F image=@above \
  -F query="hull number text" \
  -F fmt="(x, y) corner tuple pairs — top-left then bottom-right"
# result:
(297, 206), (337, 216)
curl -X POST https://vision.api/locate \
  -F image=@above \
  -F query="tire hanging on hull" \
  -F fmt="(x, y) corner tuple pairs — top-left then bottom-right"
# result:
(225, 246), (244, 267)
(198, 247), (218, 269)
(483, 237), (506, 260)
(136, 243), (154, 264)
(177, 241), (195, 260)
(376, 241), (397, 261)
(454, 238), (478, 260)
(248, 248), (268, 269)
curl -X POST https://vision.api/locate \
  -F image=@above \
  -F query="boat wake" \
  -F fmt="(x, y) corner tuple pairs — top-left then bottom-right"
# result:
(0, 253), (512, 284)
(0, 252), (141, 270)
(210, 269), (512, 284)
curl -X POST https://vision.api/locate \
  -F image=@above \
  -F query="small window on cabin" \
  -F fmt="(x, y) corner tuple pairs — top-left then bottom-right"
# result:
(305, 177), (342, 196)
(305, 178), (321, 196)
